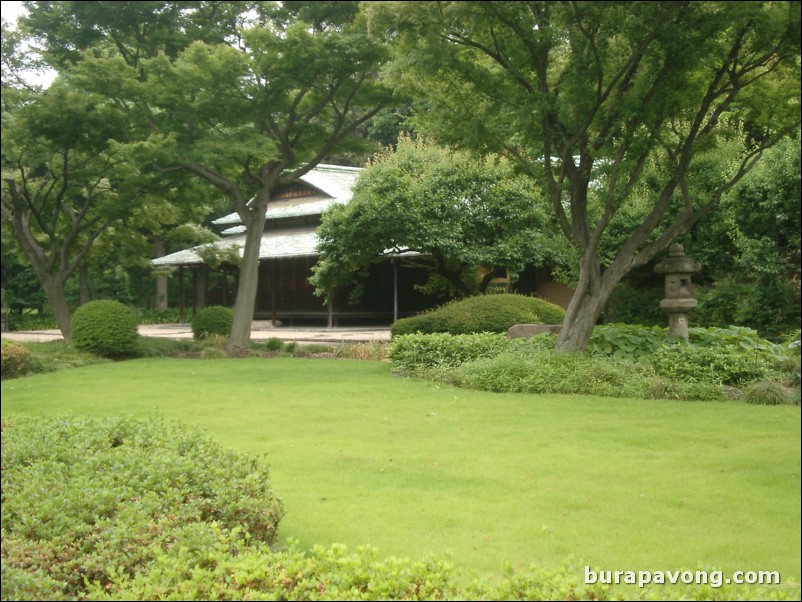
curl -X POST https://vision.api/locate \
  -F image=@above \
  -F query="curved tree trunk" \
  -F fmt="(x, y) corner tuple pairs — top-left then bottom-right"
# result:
(40, 275), (73, 341)
(556, 254), (628, 352)
(227, 211), (267, 353)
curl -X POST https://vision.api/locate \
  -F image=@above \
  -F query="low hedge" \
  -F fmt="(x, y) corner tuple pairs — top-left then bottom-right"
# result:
(391, 294), (565, 336)
(1, 414), (284, 600)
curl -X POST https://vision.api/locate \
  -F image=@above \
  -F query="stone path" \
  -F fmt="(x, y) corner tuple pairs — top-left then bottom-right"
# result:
(2, 321), (391, 344)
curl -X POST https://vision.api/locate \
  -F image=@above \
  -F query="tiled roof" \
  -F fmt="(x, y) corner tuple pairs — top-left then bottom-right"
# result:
(152, 227), (320, 267)
(153, 164), (363, 267)
(212, 164), (360, 226)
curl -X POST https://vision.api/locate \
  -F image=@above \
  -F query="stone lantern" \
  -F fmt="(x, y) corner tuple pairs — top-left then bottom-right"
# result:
(654, 243), (701, 340)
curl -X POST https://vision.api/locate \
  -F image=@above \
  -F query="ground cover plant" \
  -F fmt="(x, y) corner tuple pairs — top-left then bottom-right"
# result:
(1, 357), (799, 600)
(388, 325), (799, 402)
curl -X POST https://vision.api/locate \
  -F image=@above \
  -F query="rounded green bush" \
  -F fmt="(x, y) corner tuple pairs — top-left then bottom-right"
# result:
(191, 305), (233, 340)
(391, 294), (565, 336)
(71, 300), (139, 357)
(1, 338), (33, 379)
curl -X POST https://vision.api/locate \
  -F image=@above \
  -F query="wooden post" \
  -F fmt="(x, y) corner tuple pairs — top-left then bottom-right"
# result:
(392, 257), (399, 323)
(178, 266), (185, 323)
(191, 268), (197, 320)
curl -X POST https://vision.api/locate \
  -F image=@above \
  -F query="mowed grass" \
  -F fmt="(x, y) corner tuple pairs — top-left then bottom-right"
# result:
(2, 357), (800, 586)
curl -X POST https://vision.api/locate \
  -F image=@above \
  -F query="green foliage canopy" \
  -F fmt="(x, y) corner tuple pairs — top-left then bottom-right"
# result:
(312, 136), (569, 301)
(367, 1), (801, 350)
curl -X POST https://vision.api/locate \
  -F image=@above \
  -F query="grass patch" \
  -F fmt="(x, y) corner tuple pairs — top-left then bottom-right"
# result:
(1, 358), (799, 593)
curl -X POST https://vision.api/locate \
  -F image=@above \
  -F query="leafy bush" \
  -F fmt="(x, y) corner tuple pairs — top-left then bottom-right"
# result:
(689, 325), (786, 364)
(1, 414), (284, 601)
(388, 332), (509, 373)
(191, 305), (233, 340)
(654, 344), (775, 387)
(589, 323), (681, 362)
(741, 381), (792, 406)
(439, 348), (664, 398)
(44, 537), (796, 601)
(71, 300), (139, 357)
(1, 338), (33, 379)
(391, 294), (564, 336)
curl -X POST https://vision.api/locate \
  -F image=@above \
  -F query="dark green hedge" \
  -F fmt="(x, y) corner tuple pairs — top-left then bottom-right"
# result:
(191, 305), (234, 340)
(391, 294), (565, 336)
(71, 300), (139, 357)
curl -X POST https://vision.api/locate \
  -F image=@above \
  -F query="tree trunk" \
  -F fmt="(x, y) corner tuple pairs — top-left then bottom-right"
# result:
(78, 264), (91, 306)
(41, 276), (73, 341)
(556, 255), (626, 352)
(194, 267), (207, 311)
(227, 212), (266, 353)
(154, 237), (168, 310)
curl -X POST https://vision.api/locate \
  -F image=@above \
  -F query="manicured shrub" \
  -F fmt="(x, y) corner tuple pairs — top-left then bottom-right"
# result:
(741, 381), (792, 406)
(71, 300), (139, 357)
(1, 338), (32, 379)
(391, 294), (564, 336)
(191, 305), (233, 340)
(1, 414), (284, 601)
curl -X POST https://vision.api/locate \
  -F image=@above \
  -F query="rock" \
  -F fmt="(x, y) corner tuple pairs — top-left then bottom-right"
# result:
(507, 324), (563, 339)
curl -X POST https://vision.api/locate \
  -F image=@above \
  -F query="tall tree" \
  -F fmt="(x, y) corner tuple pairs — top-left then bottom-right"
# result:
(311, 135), (568, 301)
(105, 1), (393, 351)
(1, 78), (150, 339)
(17, 1), (252, 311)
(368, 1), (801, 351)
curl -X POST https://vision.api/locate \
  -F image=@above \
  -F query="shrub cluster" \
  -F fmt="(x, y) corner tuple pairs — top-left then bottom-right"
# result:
(71, 299), (139, 357)
(389, 324), (795, 402)
(391, 294), (564, 336)
(388, 332), (509, 373)
(191, 305), (234, 340)
(1, 414), (284, 600)
(1, 338), (32, 379)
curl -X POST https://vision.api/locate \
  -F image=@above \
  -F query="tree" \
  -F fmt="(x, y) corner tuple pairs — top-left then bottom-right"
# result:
(16, 1), (251, 312)
(106, 1), (393, 351)
(1, 75), (155, 339)
(690, 133), (801, 337)
(368, 1), (801, 351)
(311, 135), (568, 302)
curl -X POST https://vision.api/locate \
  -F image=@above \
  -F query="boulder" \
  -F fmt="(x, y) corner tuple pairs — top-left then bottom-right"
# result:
(507, 324), (563, 339)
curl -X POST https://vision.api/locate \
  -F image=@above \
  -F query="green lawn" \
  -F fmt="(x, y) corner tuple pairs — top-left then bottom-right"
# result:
(2, 357), (800, 587)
